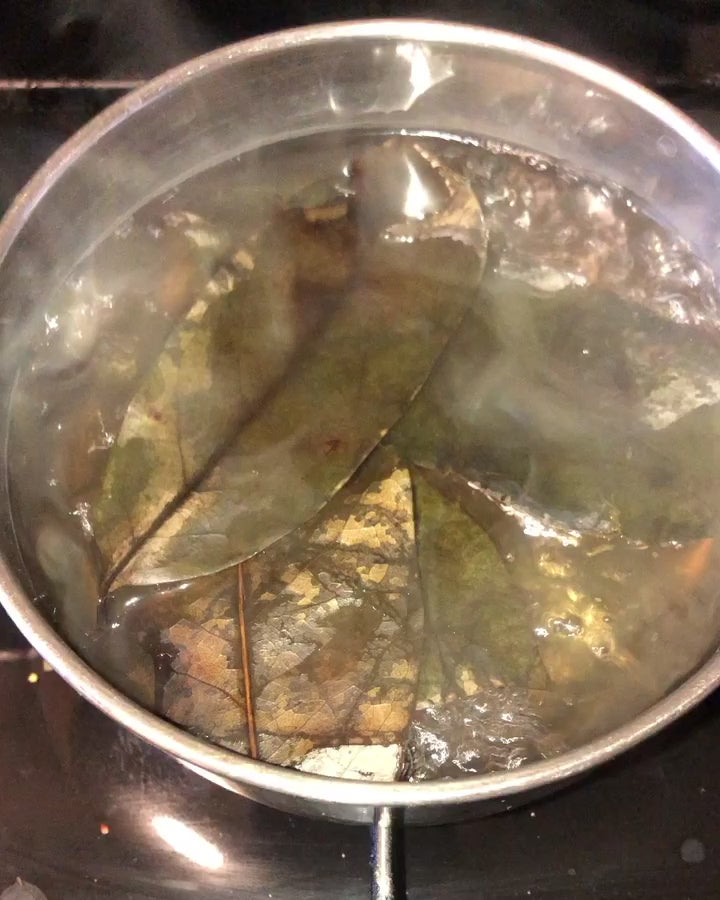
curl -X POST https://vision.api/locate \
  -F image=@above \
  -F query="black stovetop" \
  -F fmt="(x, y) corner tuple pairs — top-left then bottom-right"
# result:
(3, 3), (720, 898)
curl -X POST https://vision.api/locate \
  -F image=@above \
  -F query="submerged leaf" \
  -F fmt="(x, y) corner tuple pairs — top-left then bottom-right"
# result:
(388, 304), (513, 476)
(389, 280), (646, 486)
(94, 207), (356, 578)
(99, 570), (251, 753)
(243, 449), (423, 771)
(391, 273), (720, 546)
(403, 467), (554, 780)
(100, 140), (488, 589)
(108, 209), (484, 587)
(519, 402), (720, 545)
(412, 469), (542, 707)
(615, 402), (720, 541)
(104, 448), (424, 776)
(161, 571), (250, 755)
(412, 461), (720, 754)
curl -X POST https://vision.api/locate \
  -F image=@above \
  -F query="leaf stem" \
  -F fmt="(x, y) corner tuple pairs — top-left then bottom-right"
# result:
(237, 563), (259, 759)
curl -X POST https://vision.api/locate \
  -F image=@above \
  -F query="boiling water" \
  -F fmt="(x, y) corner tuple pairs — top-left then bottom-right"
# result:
(9, 130), (720, 781)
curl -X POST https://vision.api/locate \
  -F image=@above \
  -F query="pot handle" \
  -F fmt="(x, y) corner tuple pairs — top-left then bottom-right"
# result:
(370, 806), (397, 900)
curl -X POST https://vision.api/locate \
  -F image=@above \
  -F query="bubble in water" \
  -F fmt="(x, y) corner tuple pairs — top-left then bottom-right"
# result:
(656, 135), (677, 158)
(680, 837), (706, 864)
(70, 501), (95, 539)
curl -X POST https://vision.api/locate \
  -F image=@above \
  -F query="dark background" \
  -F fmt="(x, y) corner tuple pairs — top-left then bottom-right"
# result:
(0, 0), (714, 83)
(2, 2), (720, 898)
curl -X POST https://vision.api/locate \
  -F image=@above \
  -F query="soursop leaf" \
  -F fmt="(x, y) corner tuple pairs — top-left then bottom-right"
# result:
(101, 141), (487, 588)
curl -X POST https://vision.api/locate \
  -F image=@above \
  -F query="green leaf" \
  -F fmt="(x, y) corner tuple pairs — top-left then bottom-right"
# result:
(522, 402), (720, 544)
(405, 463), (720, 771)
(388, 303), (531, 483)
(391, 271), (720, 545)
(615, 403), (720, 541)
(93, 207), (357, 580)
(101, 144), (487, 588)
(411, 467), (543, 706)
(403, 466), (556, 779)
(389, 280), (645, 485)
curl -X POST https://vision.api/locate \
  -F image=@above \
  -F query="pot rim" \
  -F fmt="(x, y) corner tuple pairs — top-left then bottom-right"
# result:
(2, 18), (720, 810)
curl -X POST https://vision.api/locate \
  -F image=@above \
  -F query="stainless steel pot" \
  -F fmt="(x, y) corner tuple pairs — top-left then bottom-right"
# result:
(1, 18), (720, 895)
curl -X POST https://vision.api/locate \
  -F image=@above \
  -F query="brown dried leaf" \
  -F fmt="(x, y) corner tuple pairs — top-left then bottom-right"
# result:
(109, 450), (424, 776)
(159, 571), (250, 755)
(243, 449), (423, 771)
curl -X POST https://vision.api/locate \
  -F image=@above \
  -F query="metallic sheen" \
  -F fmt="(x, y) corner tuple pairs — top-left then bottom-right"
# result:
(371, 807), (395, 900)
